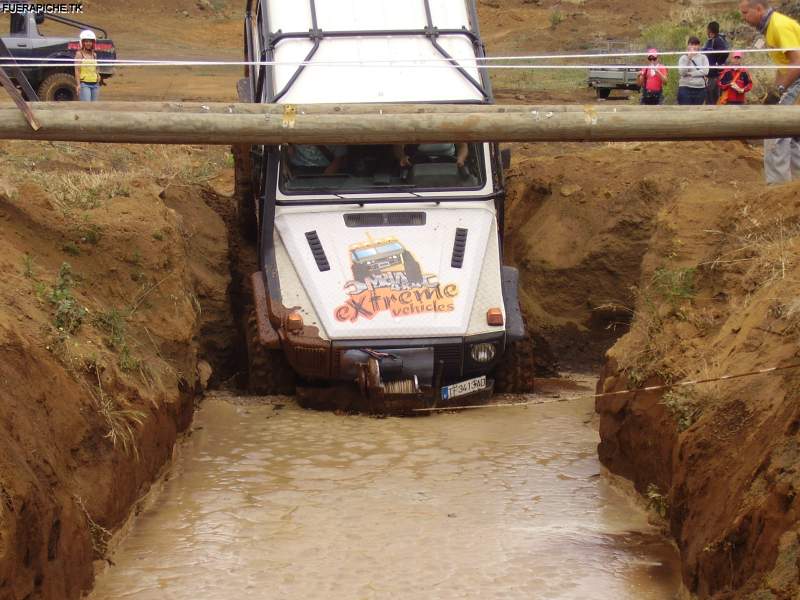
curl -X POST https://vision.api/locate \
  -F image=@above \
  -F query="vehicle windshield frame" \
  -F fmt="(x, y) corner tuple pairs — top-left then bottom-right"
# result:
(277, 142), (491, 201)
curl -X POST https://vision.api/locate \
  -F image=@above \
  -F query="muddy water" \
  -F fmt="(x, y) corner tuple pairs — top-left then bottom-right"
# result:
(91, 382), (681, 600)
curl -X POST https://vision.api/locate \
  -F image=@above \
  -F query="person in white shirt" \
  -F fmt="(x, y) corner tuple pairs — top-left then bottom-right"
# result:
(678, 36), (710, 105)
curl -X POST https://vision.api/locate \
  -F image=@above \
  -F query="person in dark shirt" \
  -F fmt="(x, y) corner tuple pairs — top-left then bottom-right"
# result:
(703, 21), (730, 104)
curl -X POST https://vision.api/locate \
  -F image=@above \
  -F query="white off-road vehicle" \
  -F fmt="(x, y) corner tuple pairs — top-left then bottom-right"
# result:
(235, 0), (533, 413)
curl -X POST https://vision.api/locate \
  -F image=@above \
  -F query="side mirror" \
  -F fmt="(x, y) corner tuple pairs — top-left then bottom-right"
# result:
(34, 14), (45, 25)
(500, 148), (512, 171)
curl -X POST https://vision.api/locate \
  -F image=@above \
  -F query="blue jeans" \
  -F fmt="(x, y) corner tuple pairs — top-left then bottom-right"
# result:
(79, 82), (99, 102)
(677, 86), (706, 105)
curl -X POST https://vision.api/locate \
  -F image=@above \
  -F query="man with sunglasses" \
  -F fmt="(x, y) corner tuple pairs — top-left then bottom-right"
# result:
(637, 49), (668, 105)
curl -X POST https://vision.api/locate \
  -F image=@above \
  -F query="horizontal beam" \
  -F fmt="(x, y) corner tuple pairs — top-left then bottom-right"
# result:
(0, 104), (796, 145)
(26, 101), (752, 116)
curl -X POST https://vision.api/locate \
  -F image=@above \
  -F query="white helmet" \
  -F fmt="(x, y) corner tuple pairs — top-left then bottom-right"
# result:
(79, 30), (96, 42)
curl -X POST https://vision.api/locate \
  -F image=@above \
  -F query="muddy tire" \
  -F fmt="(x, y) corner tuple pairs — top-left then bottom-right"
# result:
(494, 335), (537, 393)
(595, 87), (611, 100)
(244, 310), (295, 395)
(38, 72), (78, 102)
(233, 144), (257, 243)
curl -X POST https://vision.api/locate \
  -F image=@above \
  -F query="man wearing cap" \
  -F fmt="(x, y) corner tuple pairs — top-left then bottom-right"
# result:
(718, 51), (753, 104)
(637, 49), (668, 105)
(739, 0), (800, 183)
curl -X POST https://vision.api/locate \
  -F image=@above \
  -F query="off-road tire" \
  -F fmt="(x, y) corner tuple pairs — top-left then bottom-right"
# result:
(494, 335), (537, 393)
(243, 310), (295, 395)
(38, 72), (77, 102)
(233, 144), (257, 243)
(596, 87), (612, 100)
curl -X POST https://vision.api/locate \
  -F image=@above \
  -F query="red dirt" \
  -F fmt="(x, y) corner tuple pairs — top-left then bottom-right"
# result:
(0, 142), (233, 600)
(596, 182), (800, 598)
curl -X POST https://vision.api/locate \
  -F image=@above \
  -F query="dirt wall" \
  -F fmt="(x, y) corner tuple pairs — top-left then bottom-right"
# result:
(503, 140), (763, 369)
(597, 180), (800, 598)
(0, 143), (233, 600)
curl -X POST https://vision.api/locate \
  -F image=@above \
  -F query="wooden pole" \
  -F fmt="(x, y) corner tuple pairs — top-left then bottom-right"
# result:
(0, 105), (797, 145)
(25, 100), (748, 116)
(0, 70), (39, 130)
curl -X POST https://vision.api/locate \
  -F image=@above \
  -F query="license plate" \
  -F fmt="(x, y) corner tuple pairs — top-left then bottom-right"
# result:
(442, 376), (487, 401)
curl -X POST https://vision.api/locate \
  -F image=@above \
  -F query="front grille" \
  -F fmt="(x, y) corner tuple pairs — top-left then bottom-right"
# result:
(434, 344), (463, 379)
(344, 212), (427, 228)
(288, 346), (329, 377)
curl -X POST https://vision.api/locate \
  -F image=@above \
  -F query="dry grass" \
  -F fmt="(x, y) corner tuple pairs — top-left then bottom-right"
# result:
(75, 495), (112, 559)
(93, 364), (146, 459)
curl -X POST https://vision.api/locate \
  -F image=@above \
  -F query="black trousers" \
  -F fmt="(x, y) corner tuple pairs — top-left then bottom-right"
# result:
(706, 75), (720, 105)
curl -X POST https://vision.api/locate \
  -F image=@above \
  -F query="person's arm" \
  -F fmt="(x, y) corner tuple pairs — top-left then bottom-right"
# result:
(455, 143), (468, 168)
(393, 144), (411, 167)
(678, 56), (690, 78)
(323, 145), (348, 175)
(699, 55), (710, 77)
(741, 70), (754, 93)
(637, 68), (645, 87)
(324, 157), (344, 175)
(776, 50), (800, 89)
(718, 70), (732, 89)
(74, 51), (81, 92)
(658, 65), (668, 82)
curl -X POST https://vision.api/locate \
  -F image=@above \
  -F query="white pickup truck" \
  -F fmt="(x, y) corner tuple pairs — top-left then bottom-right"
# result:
(234, 0), (533, 413)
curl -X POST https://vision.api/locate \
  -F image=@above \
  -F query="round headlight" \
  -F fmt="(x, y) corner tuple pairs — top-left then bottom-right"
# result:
(470, 343), (497, 364)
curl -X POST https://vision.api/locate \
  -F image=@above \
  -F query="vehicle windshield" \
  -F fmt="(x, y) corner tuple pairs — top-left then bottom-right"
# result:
(279, 143), (486, 195)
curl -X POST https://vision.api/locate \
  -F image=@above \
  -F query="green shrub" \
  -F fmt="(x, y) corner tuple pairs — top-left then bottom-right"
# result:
(49, 263), (87, 334)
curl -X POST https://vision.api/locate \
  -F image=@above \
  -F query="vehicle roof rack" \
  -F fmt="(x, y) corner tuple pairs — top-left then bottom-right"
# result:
(246, 0), (492, 104)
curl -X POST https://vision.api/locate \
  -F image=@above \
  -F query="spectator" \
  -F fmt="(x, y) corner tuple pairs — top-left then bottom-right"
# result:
(718, 51), (753, 104)
(703, 21), (730, 104)
(74, 29), (100, 102)
(739, 0), (800, 183)
(637, 49), (668, 105)
(678, 36), (710, 105)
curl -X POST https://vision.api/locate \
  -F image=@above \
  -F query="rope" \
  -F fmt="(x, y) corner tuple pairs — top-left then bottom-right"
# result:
(3, 60), (795, 71)
(5, 46), (799, 65)
(4, 46), (800, 70)
(413, 362), (800, 413)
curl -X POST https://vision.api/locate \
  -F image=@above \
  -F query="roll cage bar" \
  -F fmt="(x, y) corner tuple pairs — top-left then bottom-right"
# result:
(244, 0), (492, 104)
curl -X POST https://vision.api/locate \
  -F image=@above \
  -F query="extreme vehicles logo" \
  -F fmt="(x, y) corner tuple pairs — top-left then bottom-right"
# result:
(334, 236), (459, 323)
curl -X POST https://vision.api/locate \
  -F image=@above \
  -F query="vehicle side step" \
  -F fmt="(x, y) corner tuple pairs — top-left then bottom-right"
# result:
(305, 231), (331, 272)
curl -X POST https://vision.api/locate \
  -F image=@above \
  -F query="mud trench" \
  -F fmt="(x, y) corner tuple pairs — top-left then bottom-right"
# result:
(78, 179), (691, 599)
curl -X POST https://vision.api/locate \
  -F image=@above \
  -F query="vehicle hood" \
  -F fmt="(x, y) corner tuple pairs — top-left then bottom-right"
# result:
(274, 205), (501, 340)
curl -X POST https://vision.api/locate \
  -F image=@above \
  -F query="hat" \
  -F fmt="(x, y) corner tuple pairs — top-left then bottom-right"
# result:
(647, 48), (658, 59)
(732, 50), (743, 59)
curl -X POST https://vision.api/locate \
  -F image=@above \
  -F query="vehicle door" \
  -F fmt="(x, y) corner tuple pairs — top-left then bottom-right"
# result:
(0, 13), (33, 60)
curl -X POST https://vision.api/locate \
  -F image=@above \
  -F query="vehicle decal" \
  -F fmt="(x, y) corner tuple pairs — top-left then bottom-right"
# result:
(334, 236), (459, 323)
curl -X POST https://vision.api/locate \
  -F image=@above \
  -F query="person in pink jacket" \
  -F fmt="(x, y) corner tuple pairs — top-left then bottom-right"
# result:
(637, 49), (669, 105)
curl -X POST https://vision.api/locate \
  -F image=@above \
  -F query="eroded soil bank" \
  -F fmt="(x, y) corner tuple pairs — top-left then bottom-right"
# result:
(595, 174), (800, 597)
(0, 141), (235, 600)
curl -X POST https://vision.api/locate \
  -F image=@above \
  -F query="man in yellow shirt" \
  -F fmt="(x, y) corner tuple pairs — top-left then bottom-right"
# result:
(740, 0), (800, 183)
